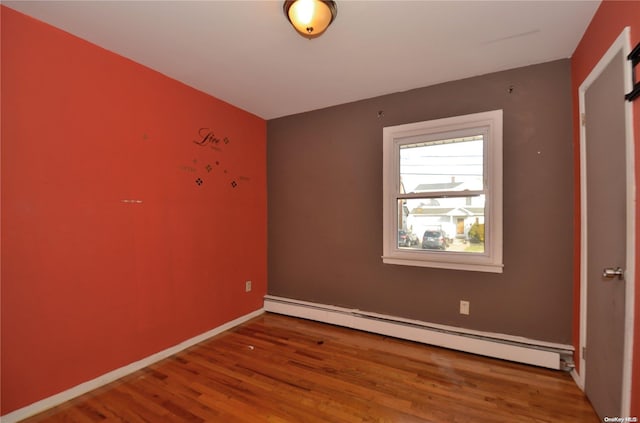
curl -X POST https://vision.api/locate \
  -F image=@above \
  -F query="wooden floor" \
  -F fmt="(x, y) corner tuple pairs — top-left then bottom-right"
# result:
(23, 313), (599, 422)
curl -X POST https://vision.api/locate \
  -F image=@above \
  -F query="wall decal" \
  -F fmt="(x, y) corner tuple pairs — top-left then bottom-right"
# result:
(193, 128), (224, 148)
(185, 127), (248, 190)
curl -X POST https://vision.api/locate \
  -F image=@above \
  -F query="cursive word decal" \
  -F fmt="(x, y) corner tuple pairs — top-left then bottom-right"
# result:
(193, 128), (230, 149)
(181, 127), (246, 190)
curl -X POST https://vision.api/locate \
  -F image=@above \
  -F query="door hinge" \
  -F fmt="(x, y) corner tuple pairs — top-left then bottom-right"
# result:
(582, 346), (586, 360)
(581, 113), (586, 126)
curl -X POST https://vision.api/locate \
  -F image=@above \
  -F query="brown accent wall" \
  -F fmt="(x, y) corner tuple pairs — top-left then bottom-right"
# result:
(267, 59), (573, 343)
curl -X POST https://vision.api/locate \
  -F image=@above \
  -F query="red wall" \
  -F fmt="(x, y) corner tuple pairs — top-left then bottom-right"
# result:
(1, 6), (267, 415)
(570, 0), (640, 416)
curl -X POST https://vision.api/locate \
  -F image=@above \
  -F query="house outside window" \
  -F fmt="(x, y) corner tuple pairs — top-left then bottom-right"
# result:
(382, 110), (503, 273)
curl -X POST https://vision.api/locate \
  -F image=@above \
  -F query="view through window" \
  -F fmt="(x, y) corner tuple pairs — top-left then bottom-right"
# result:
(398, 136), (486, 253)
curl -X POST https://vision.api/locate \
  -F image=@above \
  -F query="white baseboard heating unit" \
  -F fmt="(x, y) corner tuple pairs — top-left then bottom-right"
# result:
(264, 295), (574, 371)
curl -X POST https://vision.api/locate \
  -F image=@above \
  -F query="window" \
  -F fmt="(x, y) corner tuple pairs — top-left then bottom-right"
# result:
(382, 110), (503, 273)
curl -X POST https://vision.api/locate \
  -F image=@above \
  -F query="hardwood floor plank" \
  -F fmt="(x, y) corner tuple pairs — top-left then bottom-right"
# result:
(21, 313), (599, 422)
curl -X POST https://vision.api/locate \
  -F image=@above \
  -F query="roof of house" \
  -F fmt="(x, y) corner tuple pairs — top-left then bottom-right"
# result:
(411, 207), (484, 217)
(413, 182), (464, 192)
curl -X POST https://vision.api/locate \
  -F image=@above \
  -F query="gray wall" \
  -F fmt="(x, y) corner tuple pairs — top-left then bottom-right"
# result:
(267, 59), (574, 344)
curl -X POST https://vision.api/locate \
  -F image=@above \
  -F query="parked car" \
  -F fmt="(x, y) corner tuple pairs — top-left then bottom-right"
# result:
(398, 230), (419, 247)
(422, 229), (448, 250)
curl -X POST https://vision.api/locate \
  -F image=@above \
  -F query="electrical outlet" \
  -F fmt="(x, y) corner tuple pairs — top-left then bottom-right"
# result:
(245, 280), (252, 292)
(460, 300), (470, 315)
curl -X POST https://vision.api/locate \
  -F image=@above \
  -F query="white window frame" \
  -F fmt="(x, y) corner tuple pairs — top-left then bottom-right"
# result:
(382, 110), (503, 273)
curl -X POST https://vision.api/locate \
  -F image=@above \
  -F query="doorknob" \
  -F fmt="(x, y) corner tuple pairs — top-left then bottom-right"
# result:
(602, 267), (624, 280)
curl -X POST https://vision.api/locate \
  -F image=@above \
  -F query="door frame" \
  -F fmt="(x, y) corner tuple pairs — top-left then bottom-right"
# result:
(577, 27), (635, 416)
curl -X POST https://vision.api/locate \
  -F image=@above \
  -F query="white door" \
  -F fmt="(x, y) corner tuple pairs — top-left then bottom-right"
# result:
(580, 28), (635, 419)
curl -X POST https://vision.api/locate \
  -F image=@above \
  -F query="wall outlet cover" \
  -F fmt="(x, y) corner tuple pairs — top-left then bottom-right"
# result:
(460, 300), (470, 315)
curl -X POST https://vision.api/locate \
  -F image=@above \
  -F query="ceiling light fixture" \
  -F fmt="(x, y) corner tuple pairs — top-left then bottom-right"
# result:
(283, 0), (337, 39)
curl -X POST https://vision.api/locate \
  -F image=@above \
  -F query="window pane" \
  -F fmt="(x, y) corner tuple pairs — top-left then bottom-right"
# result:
(398, 196), (485, 253)
(400, 136), (483, 194)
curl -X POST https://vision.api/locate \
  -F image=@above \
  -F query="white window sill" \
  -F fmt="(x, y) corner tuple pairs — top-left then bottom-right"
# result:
(382, 256), (504, 273)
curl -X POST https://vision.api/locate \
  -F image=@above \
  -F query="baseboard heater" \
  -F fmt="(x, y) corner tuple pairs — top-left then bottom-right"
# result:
(264, 295), (574, 371)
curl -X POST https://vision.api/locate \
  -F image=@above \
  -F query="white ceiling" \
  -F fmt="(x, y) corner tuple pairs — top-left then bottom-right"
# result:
(5, 0), (600, 120)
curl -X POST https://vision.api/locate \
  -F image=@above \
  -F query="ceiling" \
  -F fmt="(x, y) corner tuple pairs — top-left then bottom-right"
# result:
(5, 0), (601, 120)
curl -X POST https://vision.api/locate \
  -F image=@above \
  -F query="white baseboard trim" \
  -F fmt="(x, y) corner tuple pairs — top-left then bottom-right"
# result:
(571, 368), (585, 391)
(264, 295), (573, 370)
(0, 308), (264, 423)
